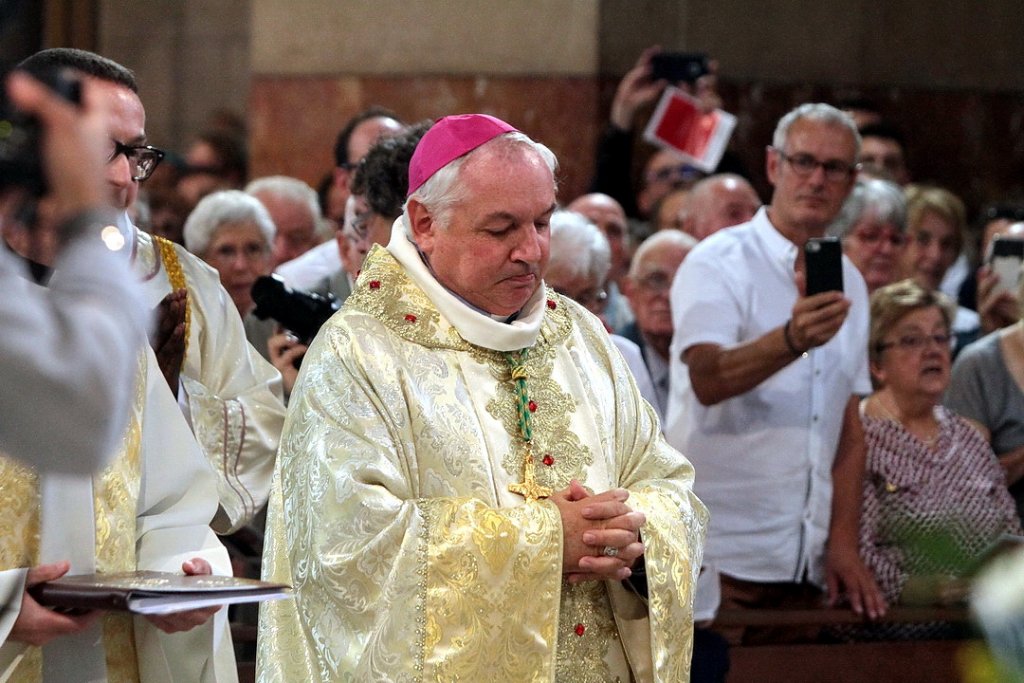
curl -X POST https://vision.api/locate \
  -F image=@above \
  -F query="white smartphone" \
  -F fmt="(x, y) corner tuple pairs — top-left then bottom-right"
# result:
(987, 236), (1024, 296)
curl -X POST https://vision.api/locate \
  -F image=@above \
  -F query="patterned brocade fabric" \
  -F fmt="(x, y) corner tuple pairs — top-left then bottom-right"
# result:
(0, 357), (145, 682)
(257, 246), (707, 682)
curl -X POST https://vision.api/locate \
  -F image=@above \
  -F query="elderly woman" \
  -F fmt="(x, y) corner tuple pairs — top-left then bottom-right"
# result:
(947, 273), (1024, 525)
(183, 189), (276, 356)
(858, 280), (1020, 637)
(547, 210), (661, 420)
(827, 178), (907, 293)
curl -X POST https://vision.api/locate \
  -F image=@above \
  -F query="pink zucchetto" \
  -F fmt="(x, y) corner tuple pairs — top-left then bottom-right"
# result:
(406, 114), (518, 196)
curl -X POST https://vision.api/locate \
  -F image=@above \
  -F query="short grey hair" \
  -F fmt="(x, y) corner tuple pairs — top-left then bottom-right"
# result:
(183, 190), (276, 255)
(244, 175), (327, 238)
(628, 230), (698, 279)
(828, 178), (907, 239)
(548, 210), (611, 285)
(772, 103), (861, 156)
(402, 132), (558, 237)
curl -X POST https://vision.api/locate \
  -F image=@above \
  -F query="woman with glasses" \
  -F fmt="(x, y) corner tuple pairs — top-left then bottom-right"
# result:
(827, 178), (907, 294)
(855, 279), (1020, 637)
(183, 190), (277, 359)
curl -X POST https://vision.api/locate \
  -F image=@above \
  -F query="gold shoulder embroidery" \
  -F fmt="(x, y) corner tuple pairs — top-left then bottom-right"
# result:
(153, 235), (192, 362)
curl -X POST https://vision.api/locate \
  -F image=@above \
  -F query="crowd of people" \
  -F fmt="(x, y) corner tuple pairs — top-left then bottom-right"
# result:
(2, 43), (1024, 682)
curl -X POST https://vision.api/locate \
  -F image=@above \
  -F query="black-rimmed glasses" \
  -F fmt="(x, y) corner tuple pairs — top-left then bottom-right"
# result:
(774, 149), (857, 183)
(107, 139), (165, 182)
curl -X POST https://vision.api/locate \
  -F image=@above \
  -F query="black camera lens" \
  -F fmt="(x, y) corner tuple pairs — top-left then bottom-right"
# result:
(0, 66), (82, 197)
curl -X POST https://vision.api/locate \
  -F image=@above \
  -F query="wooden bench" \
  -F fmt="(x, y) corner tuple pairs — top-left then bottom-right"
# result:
(716, 606), (975, 683)
(234, 608), (978, 682)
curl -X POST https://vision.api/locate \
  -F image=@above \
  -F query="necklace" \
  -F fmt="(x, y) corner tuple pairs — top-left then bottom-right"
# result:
(870, 394), (940, 447)
(504, 349), (552, 503)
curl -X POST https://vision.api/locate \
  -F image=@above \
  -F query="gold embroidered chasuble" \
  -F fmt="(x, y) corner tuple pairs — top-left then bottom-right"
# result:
(0, 349), (235, 683)
(0, 359), (145, 682)
(257, 236), (707, 682)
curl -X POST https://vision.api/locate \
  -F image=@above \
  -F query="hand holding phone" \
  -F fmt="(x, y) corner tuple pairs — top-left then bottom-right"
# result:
(986, 236), (1024, 296)
(804, 237), (844, 296)
(650, 52), (710, 85)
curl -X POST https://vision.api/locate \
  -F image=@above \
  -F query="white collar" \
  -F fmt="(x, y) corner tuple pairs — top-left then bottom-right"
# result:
(114, 210), (138, 261)
(385, 218), (546, 352)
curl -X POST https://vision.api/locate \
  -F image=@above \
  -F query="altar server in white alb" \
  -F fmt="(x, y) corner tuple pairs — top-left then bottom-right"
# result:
(18, 48), (286, 535)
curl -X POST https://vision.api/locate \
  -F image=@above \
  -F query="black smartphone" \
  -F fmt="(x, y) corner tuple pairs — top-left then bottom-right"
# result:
(650, 52), (710, 85)
(987, 236), (1024, 296)
(804, 237), (844, 295)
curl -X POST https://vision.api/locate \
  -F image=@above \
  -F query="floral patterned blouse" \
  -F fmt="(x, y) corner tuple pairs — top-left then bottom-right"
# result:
(857, 403), (1022, 639)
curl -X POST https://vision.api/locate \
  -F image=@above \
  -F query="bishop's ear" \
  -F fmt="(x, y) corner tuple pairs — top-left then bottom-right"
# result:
(405, 198), (437, 253)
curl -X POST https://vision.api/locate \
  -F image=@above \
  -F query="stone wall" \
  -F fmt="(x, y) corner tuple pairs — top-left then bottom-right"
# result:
(96, 0), (1024, 213)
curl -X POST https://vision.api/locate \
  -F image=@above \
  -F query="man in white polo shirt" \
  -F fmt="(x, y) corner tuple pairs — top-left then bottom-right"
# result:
(666, 103), (886, 643)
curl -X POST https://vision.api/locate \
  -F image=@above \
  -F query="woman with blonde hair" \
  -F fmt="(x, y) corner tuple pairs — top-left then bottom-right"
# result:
(900, 185), (980, 352)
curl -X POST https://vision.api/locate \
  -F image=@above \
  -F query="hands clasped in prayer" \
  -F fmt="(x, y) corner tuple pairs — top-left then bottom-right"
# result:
(553, 480), (646, 583)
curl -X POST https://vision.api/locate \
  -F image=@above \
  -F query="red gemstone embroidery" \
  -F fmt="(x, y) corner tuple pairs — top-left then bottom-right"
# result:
(528, 400), (537, 412)
(404, 314), (417, 322)
(369, 280), (380, 289)
(542, 454), (554, 466)
(547, 299), (557, 310)
(574, 623), (585, 636)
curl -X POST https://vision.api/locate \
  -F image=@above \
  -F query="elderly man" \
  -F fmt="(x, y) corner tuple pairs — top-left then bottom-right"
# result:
(259, 114), (706, 681)
(546, 209), (659, 413)
(680, 173), (761, 241)
(566, 192), (635, 332)
(666, 103), (886, 642)
(267, 124), (430, 393)
(621, 230), (697, 421)
(273, 109), (405, 290)
(245, 175), (324, 267)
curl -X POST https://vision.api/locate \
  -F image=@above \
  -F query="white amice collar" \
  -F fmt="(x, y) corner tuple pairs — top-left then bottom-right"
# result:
(114, 209), (138, 261)
(385, 218), (546, 352)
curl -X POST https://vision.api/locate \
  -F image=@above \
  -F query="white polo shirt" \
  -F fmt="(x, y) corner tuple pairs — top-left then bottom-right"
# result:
(665, 207), (871, 586)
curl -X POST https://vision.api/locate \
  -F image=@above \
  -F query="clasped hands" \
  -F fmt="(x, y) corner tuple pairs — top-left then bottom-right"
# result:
(10, 557), (220, 646)
(552, 480), (646, 583)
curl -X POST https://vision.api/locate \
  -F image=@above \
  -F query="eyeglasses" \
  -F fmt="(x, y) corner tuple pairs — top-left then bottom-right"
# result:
(635, 271), (673, 293)
(877, 333), (953, 353)
(107, 139), (165, 182)
(775, 150), (857, 183)
(207, 242), (269, 265)
(553, 286), (607, 313)
(645, 163), (701, 186)
(850, 228), (906, 248)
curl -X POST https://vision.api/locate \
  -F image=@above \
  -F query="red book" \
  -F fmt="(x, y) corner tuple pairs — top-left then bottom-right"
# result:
(643, 87), (736, 173)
